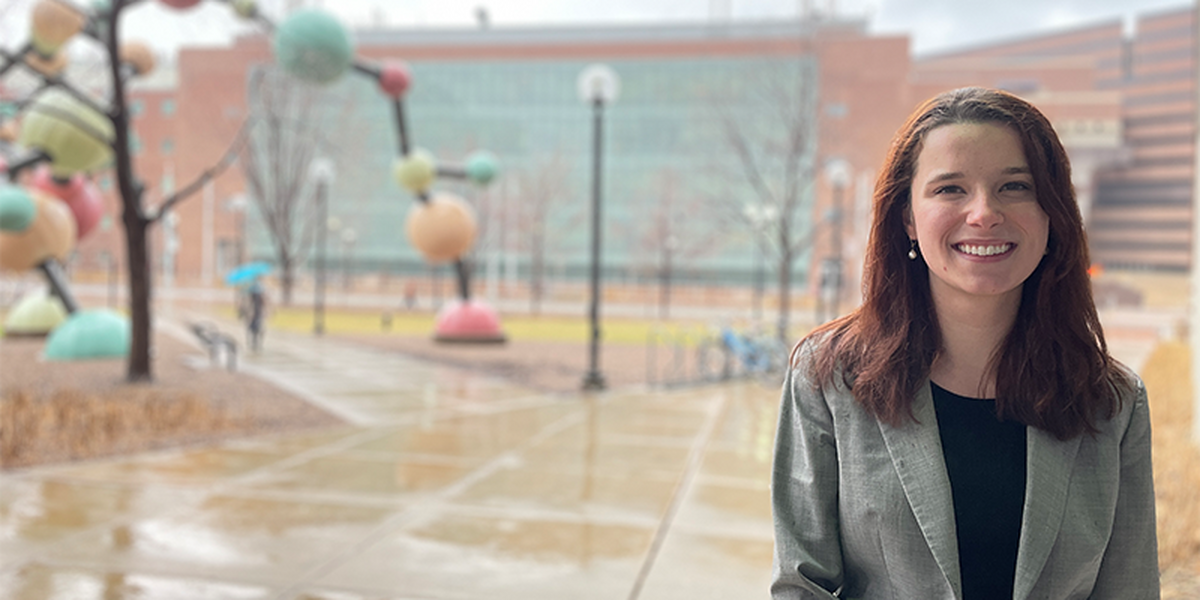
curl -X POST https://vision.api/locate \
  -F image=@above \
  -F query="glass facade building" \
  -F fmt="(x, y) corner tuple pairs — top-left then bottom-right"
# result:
(290, 27), (823, 288)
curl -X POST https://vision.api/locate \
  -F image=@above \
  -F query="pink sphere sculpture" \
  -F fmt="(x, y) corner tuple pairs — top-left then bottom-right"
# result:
(434, 300), (507, 343)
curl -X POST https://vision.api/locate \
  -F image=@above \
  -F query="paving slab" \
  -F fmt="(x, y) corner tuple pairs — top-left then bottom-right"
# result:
(0, 320), (782, 599)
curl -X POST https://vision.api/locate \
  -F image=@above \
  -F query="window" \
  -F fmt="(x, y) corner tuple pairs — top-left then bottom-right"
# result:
(161, 138), (174, 155)
(161, 99), (175, 115)
(129, 99), (143, 117)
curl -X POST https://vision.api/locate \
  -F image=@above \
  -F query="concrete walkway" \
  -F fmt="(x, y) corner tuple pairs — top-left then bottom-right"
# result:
(0, 320), (778, 599)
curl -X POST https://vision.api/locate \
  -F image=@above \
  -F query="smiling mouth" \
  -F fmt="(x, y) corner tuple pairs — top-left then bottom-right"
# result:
(954, 243), (1013, 257)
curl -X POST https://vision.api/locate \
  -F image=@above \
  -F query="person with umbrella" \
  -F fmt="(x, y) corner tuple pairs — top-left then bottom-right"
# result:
(226, 262), (271, 351)
(240, 279), (267, 351)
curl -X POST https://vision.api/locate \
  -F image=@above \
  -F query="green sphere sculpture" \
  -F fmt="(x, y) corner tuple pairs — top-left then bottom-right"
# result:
(19, 89), (114, 177)
(393, 148), (437, 194)
(465, 151), (499, 186)
(272, 9), (353, 85)
(0, 185), (36, 231)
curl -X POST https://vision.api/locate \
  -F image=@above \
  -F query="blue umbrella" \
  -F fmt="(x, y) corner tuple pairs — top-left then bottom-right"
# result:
(225, 261), (272, 286)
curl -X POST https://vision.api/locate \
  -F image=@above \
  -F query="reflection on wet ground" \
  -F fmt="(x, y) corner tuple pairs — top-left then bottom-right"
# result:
(0, 328), (778, 599)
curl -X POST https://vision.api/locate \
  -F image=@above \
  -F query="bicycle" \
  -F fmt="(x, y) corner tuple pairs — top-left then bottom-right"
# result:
(696, 324), (789, 387)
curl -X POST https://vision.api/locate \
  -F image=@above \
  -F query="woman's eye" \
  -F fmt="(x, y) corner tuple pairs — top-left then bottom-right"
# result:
(934, 185), (965, 195)
(1001, 181), (1033, 192)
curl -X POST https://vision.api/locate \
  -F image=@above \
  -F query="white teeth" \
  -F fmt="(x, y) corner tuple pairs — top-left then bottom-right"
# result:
(956, 243), (1012, 256)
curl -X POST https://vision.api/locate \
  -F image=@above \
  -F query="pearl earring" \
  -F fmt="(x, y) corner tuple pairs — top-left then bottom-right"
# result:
(908, 239), (919, 260)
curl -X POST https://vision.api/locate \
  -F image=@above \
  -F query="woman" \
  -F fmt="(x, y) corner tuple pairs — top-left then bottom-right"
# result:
(771, 87), (1158, 599)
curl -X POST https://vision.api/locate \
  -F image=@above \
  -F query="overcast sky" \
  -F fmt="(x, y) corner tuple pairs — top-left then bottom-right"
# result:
(0, 0), (1191, 58)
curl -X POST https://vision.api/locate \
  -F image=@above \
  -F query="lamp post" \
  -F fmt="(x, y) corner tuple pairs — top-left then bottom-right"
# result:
(820, 159), (851, 323)
(225, 193), (248, 266)
(311, 157), (335, 335)
(340, 226), (357, 290)
(577, 64), (619, 391)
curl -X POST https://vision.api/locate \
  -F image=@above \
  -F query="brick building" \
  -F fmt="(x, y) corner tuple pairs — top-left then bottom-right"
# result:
(57, 5), (1195, 303)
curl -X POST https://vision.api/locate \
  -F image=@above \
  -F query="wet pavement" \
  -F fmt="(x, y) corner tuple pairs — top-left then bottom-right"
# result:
(0, 322), (779, 599)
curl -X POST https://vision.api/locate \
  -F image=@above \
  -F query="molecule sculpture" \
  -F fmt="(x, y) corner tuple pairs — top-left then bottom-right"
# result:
(256, 5), (507, 343)
(0, 0), (144, 359)
(0, 0), (507, 355)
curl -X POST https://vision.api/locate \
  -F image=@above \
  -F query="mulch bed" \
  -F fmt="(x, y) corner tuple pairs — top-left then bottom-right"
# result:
(0, 331), (342, 470)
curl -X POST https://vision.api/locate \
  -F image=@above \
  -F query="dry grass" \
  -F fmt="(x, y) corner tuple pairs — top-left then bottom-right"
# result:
(1139, 340), (1200, 595)
(0, 387), (240, 469)
(0, 331), (343, 472)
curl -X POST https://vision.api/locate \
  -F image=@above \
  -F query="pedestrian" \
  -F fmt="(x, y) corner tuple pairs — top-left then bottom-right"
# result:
(243, 279), (267, 352)
(771, 87), (1158, 599)
(403, 280), (417, 310)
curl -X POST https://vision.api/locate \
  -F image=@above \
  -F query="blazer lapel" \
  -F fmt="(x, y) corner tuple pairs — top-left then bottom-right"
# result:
(1012, 427), (1082, 600)
(877, 381), (962, 599)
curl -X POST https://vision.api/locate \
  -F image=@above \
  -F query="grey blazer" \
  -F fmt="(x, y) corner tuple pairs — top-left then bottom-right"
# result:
(771, 348), (1159, 600)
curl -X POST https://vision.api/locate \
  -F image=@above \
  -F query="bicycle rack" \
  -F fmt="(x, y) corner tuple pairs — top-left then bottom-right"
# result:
(646, 327), (707, 388)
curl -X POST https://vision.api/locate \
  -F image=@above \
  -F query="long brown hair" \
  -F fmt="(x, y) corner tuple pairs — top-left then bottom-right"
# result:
(802, 87), (1122, 440)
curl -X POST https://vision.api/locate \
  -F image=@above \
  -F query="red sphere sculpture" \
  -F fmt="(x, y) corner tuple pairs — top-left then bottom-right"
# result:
(30, 166), (104, 240)
(378, 62), (412, 98)
(157, 0), (204, 9)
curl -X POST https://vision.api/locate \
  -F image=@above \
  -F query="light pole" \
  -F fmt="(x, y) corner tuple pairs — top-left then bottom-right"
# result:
(311, 157), (335, 335)
(225, 193), (248, 266)
(341, 226), (357, 290)
(820, 159), (851, 323)
(577, 64), (619, 391)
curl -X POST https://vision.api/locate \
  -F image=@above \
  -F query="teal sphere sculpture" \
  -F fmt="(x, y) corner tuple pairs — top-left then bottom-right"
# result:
(0, 186), (36, 231)
(465, 151), (499, 186)
(273, 9), (353, 85)
(44, 309), (130, 361)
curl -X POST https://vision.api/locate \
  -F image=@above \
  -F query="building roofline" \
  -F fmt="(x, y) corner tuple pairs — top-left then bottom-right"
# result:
(915, 16), (1125, 61)
(353, 17), (869, 48)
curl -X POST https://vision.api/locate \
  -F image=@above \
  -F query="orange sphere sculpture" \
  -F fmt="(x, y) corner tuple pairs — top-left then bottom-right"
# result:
(120, 42), (156, 76)
(0, 191), (76, 271)
(30, 0), (85, 57)
(23, 49), (68, 76)
(405, 193), (477, 263)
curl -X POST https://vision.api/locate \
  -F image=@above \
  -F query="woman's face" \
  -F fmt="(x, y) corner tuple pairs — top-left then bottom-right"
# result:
(905, 122), (1049, 308)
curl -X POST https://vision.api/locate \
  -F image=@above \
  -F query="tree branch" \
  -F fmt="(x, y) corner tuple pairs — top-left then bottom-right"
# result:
(150, 116), (255, 222)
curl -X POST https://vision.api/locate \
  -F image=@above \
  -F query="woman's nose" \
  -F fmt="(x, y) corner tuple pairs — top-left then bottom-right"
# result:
(965, 190), (1003, 228)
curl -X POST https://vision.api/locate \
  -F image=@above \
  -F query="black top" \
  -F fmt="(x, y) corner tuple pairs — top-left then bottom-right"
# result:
(931, 382), (1027, 600)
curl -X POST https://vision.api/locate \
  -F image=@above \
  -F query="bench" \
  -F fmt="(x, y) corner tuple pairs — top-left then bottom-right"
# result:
(188, 321), (239, 371)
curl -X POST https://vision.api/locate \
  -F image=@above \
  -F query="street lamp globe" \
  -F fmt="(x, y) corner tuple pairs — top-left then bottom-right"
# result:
(825, 158), (851, 188)
(577, 64), (620, 105)
(310, 156), (336, 185)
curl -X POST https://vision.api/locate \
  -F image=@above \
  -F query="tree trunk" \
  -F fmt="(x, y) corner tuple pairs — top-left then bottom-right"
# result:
(529, 227), (545, 315)
(777, 247), (792, 342)
(659, 255), (672, 320)
(124, 212), (153, 382)
(280, 257), (294, 305)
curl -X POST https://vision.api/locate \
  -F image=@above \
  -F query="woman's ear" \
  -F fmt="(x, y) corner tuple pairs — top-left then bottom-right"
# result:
(903, 205), (916, 239)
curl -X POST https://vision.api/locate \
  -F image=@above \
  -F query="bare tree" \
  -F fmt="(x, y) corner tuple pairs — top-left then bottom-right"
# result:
(1, 1), (250, 381)
(712, 60), (820, 340)
(635, 168), (719, 319)
(510, 151), (574, 314)
(240, 65), (360, 305)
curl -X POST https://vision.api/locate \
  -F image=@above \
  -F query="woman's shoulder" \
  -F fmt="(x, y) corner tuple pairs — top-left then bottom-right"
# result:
(1089, 358), (1147, 435)
(789, 328), (837, 373)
